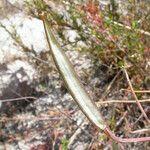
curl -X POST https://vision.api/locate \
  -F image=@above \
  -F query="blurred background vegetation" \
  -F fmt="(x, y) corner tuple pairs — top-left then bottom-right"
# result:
(0, 0), (150, 149)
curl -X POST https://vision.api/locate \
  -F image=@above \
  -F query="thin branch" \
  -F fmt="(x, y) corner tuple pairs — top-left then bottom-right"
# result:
(68, 122), (88, 149)
(0, 22), (30, 52)
(121, 89), (150, 93)
(130, 128), (150, 134)
(0, 97), (37, 102)
(101, 70), (121, 101)
(96, 99), (150, 106)
(106, 17), (150, 37)
(0, 115), (60, 122)
(131, 107), (150, 128)
(116, 111), (128, 128)
(123, 68), (150, 123)
(1, 96), (150, 104)
(104, 127), (150, 143)
(131, 113), (144, 128)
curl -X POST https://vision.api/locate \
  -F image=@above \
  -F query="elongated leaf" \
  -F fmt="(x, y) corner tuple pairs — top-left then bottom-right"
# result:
(42, 17), (106, 130)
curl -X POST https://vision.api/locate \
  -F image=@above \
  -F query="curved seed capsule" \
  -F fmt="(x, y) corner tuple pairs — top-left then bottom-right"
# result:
(41, 16), (150, 143)
(42, 17), (106, 130)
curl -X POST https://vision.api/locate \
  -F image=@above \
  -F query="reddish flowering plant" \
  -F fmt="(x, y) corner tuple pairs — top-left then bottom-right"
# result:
(82, 2), (103, 28)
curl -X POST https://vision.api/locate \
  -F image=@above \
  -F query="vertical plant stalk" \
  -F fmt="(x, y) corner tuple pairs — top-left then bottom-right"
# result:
(41, 15), (150, 143)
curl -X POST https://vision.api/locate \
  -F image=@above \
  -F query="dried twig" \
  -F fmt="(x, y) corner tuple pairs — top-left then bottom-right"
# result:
(132, 113), (144, 128)
(101, 70), (121, 101)
(121, 89), (150, 93)
(0, 115), (61, 122)
(0, 22), (30, 52)
(106, 17), (150, 37)
(1, 96), (150, 104)
(0, 97), (37, 102)
(123, 68), (150, 123)
(104, 127), (150, 143)
(131, 107), (150, 128)
(96, 99), (150, 106)
(116, 111), (128, 128)
(68, 122), (88, 149)
(130, 128), (150, 134)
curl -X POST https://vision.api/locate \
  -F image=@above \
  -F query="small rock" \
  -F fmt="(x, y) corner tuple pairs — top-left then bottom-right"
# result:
(63, 30), (80, 43)
(0, 143), (5, 150)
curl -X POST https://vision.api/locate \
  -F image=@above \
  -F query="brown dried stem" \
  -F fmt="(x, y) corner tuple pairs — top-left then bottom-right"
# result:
(123, 68), (150, 123)
(1, 97), (150, 104)
(104, 127), (150, 143)
(0, 97), (37, 102)
(96, 99), (150, 106)
(121, 89), (150, 93)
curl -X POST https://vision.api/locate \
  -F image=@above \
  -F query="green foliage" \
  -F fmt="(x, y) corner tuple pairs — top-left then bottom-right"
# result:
(131, 20), (139, 29)
(108, 0), (119, 20)
(28, 0), (150, 86)
(34, 0), (46, 11)
(61, 138), (69, 150)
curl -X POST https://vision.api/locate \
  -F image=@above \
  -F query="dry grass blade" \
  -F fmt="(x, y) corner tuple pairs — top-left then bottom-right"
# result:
(0, 97), (37, 102)
(0, 115), (61, 122)
(121, 89), (150, 93)
(96, 99), (150, 106)
(1, 96), (150, 105)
